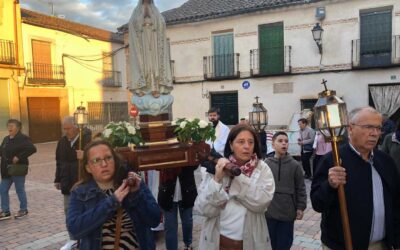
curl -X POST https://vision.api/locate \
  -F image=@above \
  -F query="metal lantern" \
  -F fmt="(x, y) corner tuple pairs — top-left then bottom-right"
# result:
(312, 23), (324, 54)
(314, 84), (348, 142)
(74, 103), (88, 127)
(314, 79), (353, 250)
(249, 96), (268, 132)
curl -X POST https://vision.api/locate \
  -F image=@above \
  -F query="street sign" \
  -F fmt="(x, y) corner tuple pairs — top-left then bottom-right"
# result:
(242, 80), (250, 89)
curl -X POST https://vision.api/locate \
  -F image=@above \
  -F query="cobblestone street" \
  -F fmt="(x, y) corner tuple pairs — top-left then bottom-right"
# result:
(0, 142), (322, 249)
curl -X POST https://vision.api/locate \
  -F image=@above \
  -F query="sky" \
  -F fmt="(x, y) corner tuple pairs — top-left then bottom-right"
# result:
(20, 0), (188, 32)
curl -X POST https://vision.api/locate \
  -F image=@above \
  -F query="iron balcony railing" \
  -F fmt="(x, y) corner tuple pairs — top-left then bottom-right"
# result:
(102, 70), (122, 87)
(0, 39), (16, 65)
(250, 46), (291, 76)
(26, 63), (65, 85)
(203, 53), (240, 80)
(351, 35), (400, 68)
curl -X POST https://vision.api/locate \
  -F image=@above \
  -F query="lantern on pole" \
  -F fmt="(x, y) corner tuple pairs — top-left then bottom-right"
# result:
(73, 102), (89, 178)
(313, 79), (352, 250)
(249, 96), (268, 132)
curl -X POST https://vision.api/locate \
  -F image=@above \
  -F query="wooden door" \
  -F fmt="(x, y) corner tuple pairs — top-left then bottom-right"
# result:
(259, 22), (284, 75)
(32, 40), (52, 79)
(28, 97), (61, 143)
(210, 92), (238, 125)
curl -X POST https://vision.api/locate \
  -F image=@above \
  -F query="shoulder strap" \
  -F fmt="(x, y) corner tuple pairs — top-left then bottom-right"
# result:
(114, 208), (123, 250)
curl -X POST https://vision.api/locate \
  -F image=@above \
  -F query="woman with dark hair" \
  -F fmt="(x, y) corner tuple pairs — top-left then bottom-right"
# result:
(381, 118), (400, 172)
(195, 124), (275, 250)
(66, 140), (161, 249)
(0, 119), (36, 220)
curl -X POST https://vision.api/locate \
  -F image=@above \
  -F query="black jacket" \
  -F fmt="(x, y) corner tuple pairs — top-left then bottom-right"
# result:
(55, 133), (90, 195)
(0, 132), (36, 179)
(311, 143), (400, 250)
(157, 166), (198, 211)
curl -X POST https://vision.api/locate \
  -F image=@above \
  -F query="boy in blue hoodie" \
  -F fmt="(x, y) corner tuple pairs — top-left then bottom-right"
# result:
(265, 131), (307, 250)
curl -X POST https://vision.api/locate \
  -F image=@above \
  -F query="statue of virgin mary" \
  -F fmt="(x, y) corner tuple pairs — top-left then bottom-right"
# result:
(128, 0), (173, 99)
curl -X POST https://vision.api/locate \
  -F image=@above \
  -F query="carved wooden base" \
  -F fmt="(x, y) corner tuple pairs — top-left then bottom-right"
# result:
(117, 141), (210, 171)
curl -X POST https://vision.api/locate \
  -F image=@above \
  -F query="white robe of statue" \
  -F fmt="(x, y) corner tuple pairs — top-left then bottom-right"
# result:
(128, 0), (173, 98)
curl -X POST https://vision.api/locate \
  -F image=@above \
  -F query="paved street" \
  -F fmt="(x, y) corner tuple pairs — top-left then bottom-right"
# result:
(0, 142), (322, 249)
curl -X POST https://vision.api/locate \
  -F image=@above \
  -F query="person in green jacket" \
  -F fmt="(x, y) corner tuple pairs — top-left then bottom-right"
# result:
(265, 131), (307, 250)
(381, 119), (400, 173)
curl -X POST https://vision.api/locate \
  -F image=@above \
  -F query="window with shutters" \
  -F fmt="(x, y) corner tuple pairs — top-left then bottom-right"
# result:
(210, 92), (238, 125)
(27, 40), (65, 85)
(203, 30), (240, 80)
(102, 52), (121, 87)
(250, 22), (291, 76)
(352, 7), (400, 68)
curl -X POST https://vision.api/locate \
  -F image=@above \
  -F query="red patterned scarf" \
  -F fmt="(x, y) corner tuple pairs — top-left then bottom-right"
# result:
(228, 153), (258, 177)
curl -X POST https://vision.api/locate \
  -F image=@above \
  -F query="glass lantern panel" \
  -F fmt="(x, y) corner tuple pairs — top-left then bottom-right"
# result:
(327, 104), (341, 127)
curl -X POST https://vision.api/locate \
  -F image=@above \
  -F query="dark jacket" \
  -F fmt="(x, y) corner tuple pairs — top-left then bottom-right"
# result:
(157, 166), (198, 211)
(265, 154), (307, 221)
(0, 132), (37, 179)
(311, 143), (400, 250)
(67, 179), (161, 250)
(55, 134), (90, 194)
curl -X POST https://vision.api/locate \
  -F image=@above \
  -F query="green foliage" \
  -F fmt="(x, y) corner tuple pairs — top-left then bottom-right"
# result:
(101, 121), (144, 147)
(173, 118), (216, 143)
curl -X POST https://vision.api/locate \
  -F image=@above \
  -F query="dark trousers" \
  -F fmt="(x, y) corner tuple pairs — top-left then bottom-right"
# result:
(313, 154), (323, 176)
(267, 218), (294, 250)
(301, 151), (313, 177)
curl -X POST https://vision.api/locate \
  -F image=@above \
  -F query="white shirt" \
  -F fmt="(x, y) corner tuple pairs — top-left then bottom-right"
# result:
(206, 121), (230, 156)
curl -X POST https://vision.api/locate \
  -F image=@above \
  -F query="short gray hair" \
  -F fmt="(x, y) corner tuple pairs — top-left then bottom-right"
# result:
(62, 116), (77, 127)
(348, 107), (381, 124)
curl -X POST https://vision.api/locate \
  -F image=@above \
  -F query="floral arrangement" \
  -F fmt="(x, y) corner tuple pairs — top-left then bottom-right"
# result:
(172, 118), (216, 143)
(102, 121), (144, 147)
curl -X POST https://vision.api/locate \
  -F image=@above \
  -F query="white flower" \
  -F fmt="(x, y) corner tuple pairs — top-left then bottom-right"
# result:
(180, 121), (187, 128)
(198, 120), (208, 129)
(127, 126), (136, 135)
(171, 120), (177, 126)
(187, 118), (194, 122)
(102, 128), (112, 138)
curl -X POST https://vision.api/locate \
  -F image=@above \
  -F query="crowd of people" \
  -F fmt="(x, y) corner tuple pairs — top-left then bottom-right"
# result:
(0, 106), (399, 250)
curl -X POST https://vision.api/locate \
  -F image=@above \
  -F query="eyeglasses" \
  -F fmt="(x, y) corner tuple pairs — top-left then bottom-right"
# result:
(88, 155), (114, 166)
(351, 124), (382, 132)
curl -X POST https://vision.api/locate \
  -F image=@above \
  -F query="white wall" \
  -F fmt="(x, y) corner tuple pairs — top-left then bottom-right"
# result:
(165, 0), (400, 125)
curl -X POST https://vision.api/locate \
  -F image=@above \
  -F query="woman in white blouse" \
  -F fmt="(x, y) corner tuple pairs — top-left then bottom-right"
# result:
(195, 124), (275, 250)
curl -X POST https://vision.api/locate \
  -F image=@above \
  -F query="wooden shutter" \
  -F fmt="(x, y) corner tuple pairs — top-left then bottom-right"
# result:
(259, 22), (284, 75)
(0, 79), (10, 123)
(213, 33), (234, 77)
(360, 9), (392, 67)
(32, 40), (52, 79)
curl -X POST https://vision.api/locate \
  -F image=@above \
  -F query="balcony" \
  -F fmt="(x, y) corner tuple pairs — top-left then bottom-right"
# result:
(352, 35), (400, 68)
(0, 40), (16, 65)
(203, 53), (240, 80)
(102, 70), (122, 87)
(26, 63), (65, 86)
(250, 46), (291, 76)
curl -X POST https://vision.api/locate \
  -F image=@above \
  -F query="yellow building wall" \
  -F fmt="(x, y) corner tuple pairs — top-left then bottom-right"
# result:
(0, 0), (24, 138)
(20, 23), (128, 137)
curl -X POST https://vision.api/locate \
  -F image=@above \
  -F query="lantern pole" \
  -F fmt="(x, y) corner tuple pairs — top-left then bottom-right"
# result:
(316, 80), (352, 250)
(330, 128), (352, 250)
(74, 102), (88, 180)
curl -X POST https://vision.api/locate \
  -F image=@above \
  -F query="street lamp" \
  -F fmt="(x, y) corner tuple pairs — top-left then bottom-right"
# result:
(313, 79), (352, 250)
(249, 96), (268, 132)
(312, 23), (324, 54)
(74, 102), (88, 178)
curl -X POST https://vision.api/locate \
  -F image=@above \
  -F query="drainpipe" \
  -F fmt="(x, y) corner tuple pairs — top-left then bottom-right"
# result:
(13, 0), (23, 123)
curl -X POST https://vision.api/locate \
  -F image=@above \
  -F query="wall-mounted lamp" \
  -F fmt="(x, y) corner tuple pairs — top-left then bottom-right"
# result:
(312, 23), (324, 54)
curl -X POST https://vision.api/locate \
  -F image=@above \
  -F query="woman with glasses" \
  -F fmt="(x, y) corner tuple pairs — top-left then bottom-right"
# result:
(66, 140), (161, 250)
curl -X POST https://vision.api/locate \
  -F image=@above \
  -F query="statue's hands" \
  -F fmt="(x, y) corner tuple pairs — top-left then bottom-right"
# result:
(151, 91), (160, 98)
